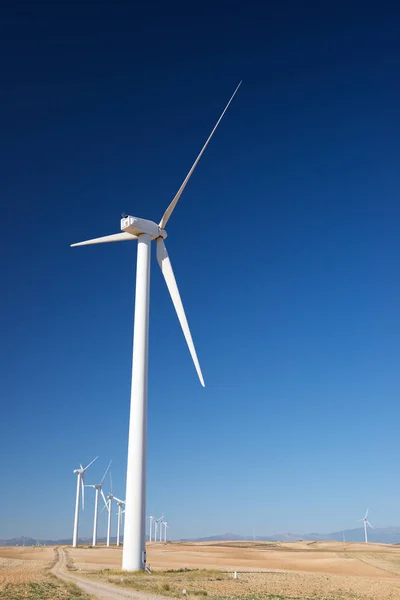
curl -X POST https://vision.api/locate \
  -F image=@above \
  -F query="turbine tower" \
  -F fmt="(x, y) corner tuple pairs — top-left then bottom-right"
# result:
(162, 521), (168, 543)
(86, 460), (112, 547)
(71, 82), (241, 570)
(148, 515), (153, 542)
(154, 514), (164, 543)
(115, 497), (126, 546)
(105, 472), (114, 547)
(72, 457), (98, 548)
(358, 508), (374, 543)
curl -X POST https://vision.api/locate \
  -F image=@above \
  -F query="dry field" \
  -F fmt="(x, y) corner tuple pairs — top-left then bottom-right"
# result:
(68, 540), (400, 600)
(0, 546), (90, 599)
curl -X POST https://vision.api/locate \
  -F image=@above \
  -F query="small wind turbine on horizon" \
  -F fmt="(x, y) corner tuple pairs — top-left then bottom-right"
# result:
(72, 457), (98, 548)
(71, 81), (241, 570)
(358, 508), (374, 543)
(85, 460), (112, 547)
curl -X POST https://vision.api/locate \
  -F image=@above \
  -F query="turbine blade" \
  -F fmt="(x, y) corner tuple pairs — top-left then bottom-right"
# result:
(100, 489), (108, 508)
(367, 521), (374, 529)
(100, 460), (112, 485)
(100, 500), (109, 515)
(365, 508), (369, 518)
(83, 456), (98, 471)
(71, 232), (137, 247)
(110, 472), (113, 494)
(158, 81), (241, 230)
(156, 238), (205, 386)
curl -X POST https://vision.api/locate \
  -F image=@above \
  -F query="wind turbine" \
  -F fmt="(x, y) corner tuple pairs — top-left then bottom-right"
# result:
(105, 473), (115, 547)
(159, 518), (165, 542)
(71, 82), (241, 570)
(115, 497), (126, 547)
(162, 521), (168, 543)
(358, 508), (374, 543)
(148, 515), (153, 542)
(154, 515), (164, 542)
(85, 460), (112, 547)
(72, 457), (98, 548)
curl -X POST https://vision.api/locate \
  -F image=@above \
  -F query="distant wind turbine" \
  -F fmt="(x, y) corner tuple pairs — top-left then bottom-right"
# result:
(71, 82), (241, 570)
(105, 473), (115, 547)
(154, 515), (164, 542)
(358, 508), (374, 543)
(162, 521), (169, 543)
(86, 460), (112, 547)
(114, 497), (126, 547)
(148, 515), (154, 542)
(72, 457), (98, 548)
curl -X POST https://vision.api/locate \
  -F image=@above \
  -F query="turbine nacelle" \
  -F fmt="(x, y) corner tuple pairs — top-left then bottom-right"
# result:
(121, 216), (167, 240)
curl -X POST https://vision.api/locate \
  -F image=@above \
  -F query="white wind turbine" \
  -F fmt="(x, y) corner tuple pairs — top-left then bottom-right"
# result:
(85, 460), (112, 547)
(148, 515), (154, 542)
(162, 521), (168, 543)
(114, 497), (126, 547)
(72, 457), (98, 548)
(154, 515), (164, 543)
(358, 508), (374, 543)
(71, 82), (241, 570)
(104, 473), (115, 547)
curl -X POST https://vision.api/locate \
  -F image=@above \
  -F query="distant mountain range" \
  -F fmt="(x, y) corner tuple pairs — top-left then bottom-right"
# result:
(2, 527), (400, 546)
(186, 527), (400, 544)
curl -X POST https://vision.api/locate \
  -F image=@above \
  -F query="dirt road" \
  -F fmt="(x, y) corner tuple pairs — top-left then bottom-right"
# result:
(51, 547), (168, 600)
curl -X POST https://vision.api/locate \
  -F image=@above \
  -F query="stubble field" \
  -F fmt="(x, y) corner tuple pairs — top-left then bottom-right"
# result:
(0, 546), (90, 599)
(67, 539), (400, 599)
(2, 541), (400, 599)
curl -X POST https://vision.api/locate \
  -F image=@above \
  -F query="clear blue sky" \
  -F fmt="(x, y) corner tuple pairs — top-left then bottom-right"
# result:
(1, 1), (400, 541)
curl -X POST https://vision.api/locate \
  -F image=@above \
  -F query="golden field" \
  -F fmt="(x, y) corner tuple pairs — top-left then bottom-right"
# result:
(2, 541), (400, 599)
(0, 546), (90, 599)
(67, 539), (400, 599)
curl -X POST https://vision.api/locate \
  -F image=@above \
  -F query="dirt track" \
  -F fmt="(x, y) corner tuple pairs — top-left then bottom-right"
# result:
(51, 546), (169, 600)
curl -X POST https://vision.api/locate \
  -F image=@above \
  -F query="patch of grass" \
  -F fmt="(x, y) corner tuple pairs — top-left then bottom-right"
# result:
(0, 576), (92, 599)
(163, 569), (225, 578)
(98, 567), (151, 576)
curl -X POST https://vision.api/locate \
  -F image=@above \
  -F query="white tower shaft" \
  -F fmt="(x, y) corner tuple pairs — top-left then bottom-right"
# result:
(72, 474), (81, 548)
(122, 235), (151, 570)
(92, 488), (99, 546)
(117, 506), (122, 546)
(107, 501), (112, 547)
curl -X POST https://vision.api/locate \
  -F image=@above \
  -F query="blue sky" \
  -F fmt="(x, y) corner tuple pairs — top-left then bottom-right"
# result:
(1, 1), (400, 540)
